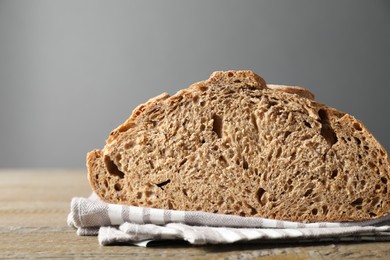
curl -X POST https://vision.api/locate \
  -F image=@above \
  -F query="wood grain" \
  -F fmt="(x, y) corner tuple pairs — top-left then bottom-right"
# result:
(1, 169), (389, 259)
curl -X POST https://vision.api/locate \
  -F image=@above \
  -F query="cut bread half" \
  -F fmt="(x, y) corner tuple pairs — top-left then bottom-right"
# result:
(87, 70), (390, 222)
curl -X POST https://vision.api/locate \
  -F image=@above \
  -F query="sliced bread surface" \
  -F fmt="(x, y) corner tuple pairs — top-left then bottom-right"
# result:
(87, 70), (390, 222)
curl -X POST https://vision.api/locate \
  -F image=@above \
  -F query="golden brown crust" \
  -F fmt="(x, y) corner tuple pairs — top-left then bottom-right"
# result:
(107, 93), (171, 144)
(268, 84), (315, 100)
(207, 70), (267, 89)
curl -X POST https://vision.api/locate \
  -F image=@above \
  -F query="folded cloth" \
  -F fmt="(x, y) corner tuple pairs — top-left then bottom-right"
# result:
(68, 193), (390, 246)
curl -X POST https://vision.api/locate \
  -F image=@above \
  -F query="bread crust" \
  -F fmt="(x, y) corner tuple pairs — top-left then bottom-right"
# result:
(87, 70), (390, 222)
(267, 84), (315, 100)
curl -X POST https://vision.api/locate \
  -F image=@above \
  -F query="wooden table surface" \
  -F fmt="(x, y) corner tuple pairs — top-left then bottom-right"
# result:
(1, 169), (390, 259)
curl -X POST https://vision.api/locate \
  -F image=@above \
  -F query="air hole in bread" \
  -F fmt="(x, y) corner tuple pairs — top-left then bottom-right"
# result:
(354, 137), (361, 145)
(225, 196), (234, 204)
(266, 152), (272, 162)
(353, 122), (363, 131)
(291, 151), (296, 160)
(267, 100), (278, 108)
(298, 207), (307, 214)
(304, 120), (312, 128)
(104, 155), (125, 179)
(256, 188), (267, 206)
(243, 158), (249, 170)
(251, 114), (259, 133)
(145, 190), (154, 198)
(219, 156), (228, 167)
(322, 205), (328, 215)
(114, 183), (122, 191)
(179, 158), (187, 167)
(212, 114), (223, 138)
(198, 85), (208, 91)
(167, 200), (174, 209)
(368, 162), (376, 169)
(149, 160), (155, 169)
(304, 188), (313, 197)
(331, 170), (338, 179)
(124, 141), (135, 149)
(312, 208), (318, 215)
(284, 131), (292, 139)
(192, 95), (199, 104)
(381, 177), (388, 184)
(269, 213), (276, 219)
(318, 109), (338, 147)
(249, 206), (257, 215)
(371, 197), (380, 206)
(156, 179), (171, 190)
(276, 147), (282, 158)
(351, 198), (363, 209)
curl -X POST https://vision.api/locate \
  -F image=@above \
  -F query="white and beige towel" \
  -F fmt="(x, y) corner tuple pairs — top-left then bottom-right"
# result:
(68, 193), (390, 246)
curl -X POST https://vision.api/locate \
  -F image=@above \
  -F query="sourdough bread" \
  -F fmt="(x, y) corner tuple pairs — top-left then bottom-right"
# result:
(87, 70), (390, 222)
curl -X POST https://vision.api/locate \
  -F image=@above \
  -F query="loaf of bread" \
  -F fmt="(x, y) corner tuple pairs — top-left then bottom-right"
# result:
(87, 70), (390, 222)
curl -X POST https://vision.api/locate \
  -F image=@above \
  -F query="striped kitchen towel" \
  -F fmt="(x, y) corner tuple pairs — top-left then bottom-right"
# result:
(67, 193), (390, 246)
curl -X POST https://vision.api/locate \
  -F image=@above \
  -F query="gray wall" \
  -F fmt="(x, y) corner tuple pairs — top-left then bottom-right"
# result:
(1, 0), (389, 168)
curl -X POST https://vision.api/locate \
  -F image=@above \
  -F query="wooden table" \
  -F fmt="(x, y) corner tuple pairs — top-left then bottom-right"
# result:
(1, 170), (390, 259)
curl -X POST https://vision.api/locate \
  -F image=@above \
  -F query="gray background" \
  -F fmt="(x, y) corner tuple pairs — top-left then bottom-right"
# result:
(0, 0), (389, 168)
